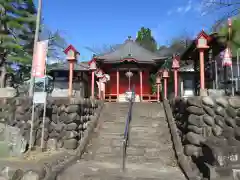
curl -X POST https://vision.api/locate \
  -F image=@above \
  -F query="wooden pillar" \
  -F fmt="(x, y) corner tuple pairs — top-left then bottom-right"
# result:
(91, 71), (95, 98)
(173, 69), (178, 97)
(68, 60), (75, 97)
(199, 49), (205, 89)
(117, 70), (119, 101)
(140, 70), (143, 101)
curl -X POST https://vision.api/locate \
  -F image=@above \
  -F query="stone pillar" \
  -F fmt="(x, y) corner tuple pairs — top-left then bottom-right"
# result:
(164, 78), (167, 99)
(140, 70), (143, 101)
(156, 75), (161, 102)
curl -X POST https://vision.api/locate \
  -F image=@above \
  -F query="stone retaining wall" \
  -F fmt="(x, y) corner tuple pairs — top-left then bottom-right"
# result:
(171, 96), (240, 179)
(0, 97), (99, 156)
(0, 97), (104, 180)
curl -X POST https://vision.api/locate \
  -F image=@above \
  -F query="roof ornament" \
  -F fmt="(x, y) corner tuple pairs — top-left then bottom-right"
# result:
(128, 36), (132, 57)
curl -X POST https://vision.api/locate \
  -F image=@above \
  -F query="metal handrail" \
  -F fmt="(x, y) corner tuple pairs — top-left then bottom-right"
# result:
(122, 86), (135, 171)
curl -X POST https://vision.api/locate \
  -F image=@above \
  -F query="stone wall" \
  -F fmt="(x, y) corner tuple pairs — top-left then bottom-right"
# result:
(0, 97), (99, 157)
(172, 96), (240, 179)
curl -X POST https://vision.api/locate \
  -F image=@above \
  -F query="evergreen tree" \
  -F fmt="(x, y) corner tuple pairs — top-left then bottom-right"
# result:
(136, 27), (157, 52)
(0, 0), (36, 87)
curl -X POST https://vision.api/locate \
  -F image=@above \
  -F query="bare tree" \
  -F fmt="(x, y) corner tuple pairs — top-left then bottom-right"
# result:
(39, 25), (68, 62)
(84, 44), (121, 56)
(201, 0), (240, 29)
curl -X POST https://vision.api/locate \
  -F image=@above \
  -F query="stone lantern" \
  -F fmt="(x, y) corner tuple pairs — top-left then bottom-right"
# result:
(162, 69), (169, 99)
(156, 75), (161, 102)
(98, 74), (110, 100)
(89, 57), (97, 98)
(64, 45), (79, 97)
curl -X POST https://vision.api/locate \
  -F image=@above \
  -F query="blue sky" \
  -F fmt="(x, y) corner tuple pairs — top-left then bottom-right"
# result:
(40, 0), (221, 61)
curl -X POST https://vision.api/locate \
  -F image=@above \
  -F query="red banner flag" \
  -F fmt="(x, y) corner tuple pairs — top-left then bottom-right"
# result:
(32, 40), (48, 78)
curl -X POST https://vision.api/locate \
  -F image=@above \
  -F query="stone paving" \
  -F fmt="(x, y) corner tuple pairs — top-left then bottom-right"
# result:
(57, 102), (186, 180)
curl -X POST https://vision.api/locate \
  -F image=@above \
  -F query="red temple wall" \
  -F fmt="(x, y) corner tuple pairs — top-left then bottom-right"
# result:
(105, 71), (151, 95)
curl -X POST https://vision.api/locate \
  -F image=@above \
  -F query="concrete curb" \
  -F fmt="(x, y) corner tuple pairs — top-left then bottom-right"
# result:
(162, 99), (201, 180)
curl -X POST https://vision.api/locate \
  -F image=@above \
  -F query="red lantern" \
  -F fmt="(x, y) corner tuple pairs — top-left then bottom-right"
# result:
(162, 70), (169, 78)
(195, 30), (210, 49)
(172, 55), (180, 69)
(222, 47), (232, 67)
(89, 59), (97, 70)
(64, 45), (79, 60)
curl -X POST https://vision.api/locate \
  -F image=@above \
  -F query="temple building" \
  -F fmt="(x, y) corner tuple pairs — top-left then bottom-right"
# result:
(92, 36), (167, 102)
(48, 62), (90, 97)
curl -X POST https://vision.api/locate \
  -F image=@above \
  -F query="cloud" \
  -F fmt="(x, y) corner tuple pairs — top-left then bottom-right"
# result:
(177, 7), (183, 13)
(167, 0), (193, 15)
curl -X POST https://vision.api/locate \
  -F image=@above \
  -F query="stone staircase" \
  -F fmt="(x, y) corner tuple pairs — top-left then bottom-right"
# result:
(57, 103), (186, 180)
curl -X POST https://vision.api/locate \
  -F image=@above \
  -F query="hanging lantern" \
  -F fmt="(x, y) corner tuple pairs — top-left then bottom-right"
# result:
(162, 69), (169, 78)
(222, 47), (232, 67)
(96, 69), (104, 78)
(156, 76), (161, 84)
(125, 71), (133, 78)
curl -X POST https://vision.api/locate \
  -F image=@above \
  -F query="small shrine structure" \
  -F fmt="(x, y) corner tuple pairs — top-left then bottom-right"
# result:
(89, 36), (166, 102)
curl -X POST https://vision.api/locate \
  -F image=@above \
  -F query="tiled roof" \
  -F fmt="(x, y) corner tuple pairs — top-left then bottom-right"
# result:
(49, 62), (89, 71)
(96, 39), (166, 63)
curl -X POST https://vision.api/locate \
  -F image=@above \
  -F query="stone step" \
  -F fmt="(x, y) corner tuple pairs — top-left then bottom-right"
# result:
(57, 160), (184, 180)
(99, 133), (123, 138)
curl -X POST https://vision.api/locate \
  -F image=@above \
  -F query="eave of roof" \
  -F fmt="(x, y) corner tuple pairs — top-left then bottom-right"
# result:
(49, 62), (89, 72)
(95, 39), (165, 63)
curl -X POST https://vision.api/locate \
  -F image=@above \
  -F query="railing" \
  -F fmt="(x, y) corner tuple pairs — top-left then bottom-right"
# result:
(122, 86), (135, 171)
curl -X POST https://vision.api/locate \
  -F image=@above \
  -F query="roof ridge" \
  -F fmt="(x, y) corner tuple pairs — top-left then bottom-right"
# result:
(96, 41), (128, 58)
(133, 41), (162, 57)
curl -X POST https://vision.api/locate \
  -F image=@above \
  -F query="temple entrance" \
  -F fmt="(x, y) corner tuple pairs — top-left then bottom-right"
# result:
(118, 70), (141, 102)
(119, 70), (139, 94)
(91, 37), (164, 102)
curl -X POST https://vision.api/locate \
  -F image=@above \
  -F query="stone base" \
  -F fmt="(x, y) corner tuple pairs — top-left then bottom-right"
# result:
(199, 89), (208, 97)
(0, 88), (17, 98)
(118, 94), (140, 102)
